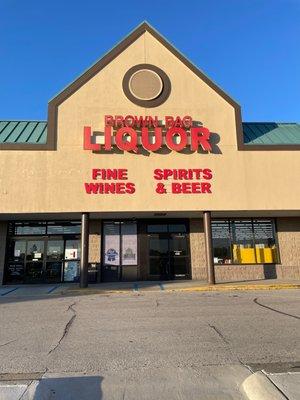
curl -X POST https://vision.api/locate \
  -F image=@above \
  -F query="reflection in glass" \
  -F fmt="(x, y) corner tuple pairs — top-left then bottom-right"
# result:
(231, 220), (256, 264)
(25, 262), (44, 282)
(47, 224), (81, 235)
(47, 240), (64, 260)
(168, 224), (186, 233)
(147, 224), (168, 233)
(149, 236), (169, 257)
(212, 219), (279, 265)
(26, 241), (44, 261)
(170, 234), (188, 256)
(45, 262), (62, 282)
(15, 224), (46, 235)
(212, 221), (232, 264)
(12, 240), (26, 260)
(253, 220), (279, 263)
(149, 257), (168, 276)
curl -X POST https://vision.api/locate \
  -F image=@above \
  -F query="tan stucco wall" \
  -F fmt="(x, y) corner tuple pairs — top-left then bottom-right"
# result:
(0, 31), (299, 214)
(0, 222), (7, 284)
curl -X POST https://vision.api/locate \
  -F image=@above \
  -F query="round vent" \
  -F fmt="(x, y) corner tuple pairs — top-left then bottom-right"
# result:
(122, 64), (171, 107)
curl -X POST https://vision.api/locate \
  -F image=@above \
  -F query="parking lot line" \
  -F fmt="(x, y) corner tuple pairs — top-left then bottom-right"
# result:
(1, 287), (19, 296)
(47, 285), (60, 294)
(133, 283), (139, 292)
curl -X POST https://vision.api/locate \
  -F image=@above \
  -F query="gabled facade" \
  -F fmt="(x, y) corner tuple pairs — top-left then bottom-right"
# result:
(0, 22), (299, 285)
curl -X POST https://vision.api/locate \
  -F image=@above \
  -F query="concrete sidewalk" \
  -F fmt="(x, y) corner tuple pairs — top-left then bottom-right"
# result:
(242, 371), (300, 400)
(65, 279), (300, 296)
(0, 279), (299, 299)
(1, 370), (299, 399)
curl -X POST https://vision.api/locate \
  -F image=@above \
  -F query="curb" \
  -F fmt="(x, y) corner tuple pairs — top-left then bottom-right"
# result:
(171, 284), (300, 292)
(64, 283), (300, 296)
(241, 371), (287, 400)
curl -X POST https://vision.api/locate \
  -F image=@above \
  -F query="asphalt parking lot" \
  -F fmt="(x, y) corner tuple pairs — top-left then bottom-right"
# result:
(0, 287), (299, 399)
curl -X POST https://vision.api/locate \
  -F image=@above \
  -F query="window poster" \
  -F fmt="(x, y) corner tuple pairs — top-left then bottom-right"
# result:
(104, 223), (120, 266)
(64, 261), (79, 282)
(65, 248), (78, 260)
(121, 223), (137, 265)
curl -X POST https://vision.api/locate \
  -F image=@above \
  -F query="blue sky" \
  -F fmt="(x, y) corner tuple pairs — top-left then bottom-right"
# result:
(0, 0), (299, 121)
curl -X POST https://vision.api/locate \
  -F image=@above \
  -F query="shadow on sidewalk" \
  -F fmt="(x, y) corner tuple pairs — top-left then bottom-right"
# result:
(32, 375), (103, 399)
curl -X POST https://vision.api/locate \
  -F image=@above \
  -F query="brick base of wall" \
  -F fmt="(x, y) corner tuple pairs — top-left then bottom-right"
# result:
(214, 263), (300, 283)
(189, 217), (300, 283)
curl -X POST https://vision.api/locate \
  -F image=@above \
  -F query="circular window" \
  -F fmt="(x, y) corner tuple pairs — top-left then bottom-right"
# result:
(123, 64), (171, 107)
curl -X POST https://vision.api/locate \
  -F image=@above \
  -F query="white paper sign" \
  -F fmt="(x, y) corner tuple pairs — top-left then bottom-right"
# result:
(65, 248), (78, 260)
(104, 223), (120, 266)
(121, 223), (137, 265)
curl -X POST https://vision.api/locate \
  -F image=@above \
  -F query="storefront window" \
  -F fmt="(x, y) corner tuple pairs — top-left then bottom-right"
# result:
(103, 221), (137, 266)
(212, 220), (232, 264)
(9, 221), (80, 236)
(5, 221), (81, 284)
(47, 222), (81, 235)
(212, 219), (279, 265)
(253, 220), (279, 263)
(15, 223), (46, 235)
(47, 240), (64, 260)
(231, 220), (256, 264)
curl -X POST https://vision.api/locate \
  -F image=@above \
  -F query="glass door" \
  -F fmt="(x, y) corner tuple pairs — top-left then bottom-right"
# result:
(25, 240), (45, 283)
(147, 222), (190, 280)
(63, 239), (80, 282)
(46, 239), (64, 283)
(149, 233), (170, 279)
(169, 232), (189, 279)
(6, 240), (26, 283)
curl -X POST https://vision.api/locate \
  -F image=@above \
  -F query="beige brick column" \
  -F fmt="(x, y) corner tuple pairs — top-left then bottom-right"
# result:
(0, 222), (7, 285)
(189, 218), (207, 281)
(276, 217), (300, 279)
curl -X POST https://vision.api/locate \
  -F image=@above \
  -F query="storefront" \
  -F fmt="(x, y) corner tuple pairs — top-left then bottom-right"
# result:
(0, 22), (299, 285)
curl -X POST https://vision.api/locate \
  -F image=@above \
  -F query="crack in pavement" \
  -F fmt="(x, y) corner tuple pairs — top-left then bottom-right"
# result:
(48, 302), (77, 355)
(208, 323), (253, 373)
(208, 324), (229, 345)
(0, 339), (17, 348)
(253, 297), (300, 320)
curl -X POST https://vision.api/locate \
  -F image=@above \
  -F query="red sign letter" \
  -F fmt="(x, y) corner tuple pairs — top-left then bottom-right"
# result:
(191, 127), (212, 152)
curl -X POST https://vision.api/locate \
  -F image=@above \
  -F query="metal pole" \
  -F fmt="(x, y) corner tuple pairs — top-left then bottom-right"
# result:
(203, 211), (215, 285)
(80, 212), (89, 288)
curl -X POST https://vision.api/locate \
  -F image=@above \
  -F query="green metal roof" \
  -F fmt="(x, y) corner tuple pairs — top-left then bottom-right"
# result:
(243, 122), (300, 145)
(0, 120), (299, 146)
(0, 121), (47, 144)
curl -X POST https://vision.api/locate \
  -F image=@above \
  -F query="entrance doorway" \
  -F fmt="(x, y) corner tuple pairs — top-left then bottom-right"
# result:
(147, 222), (190, 280)
(5, 237), (81, 284)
